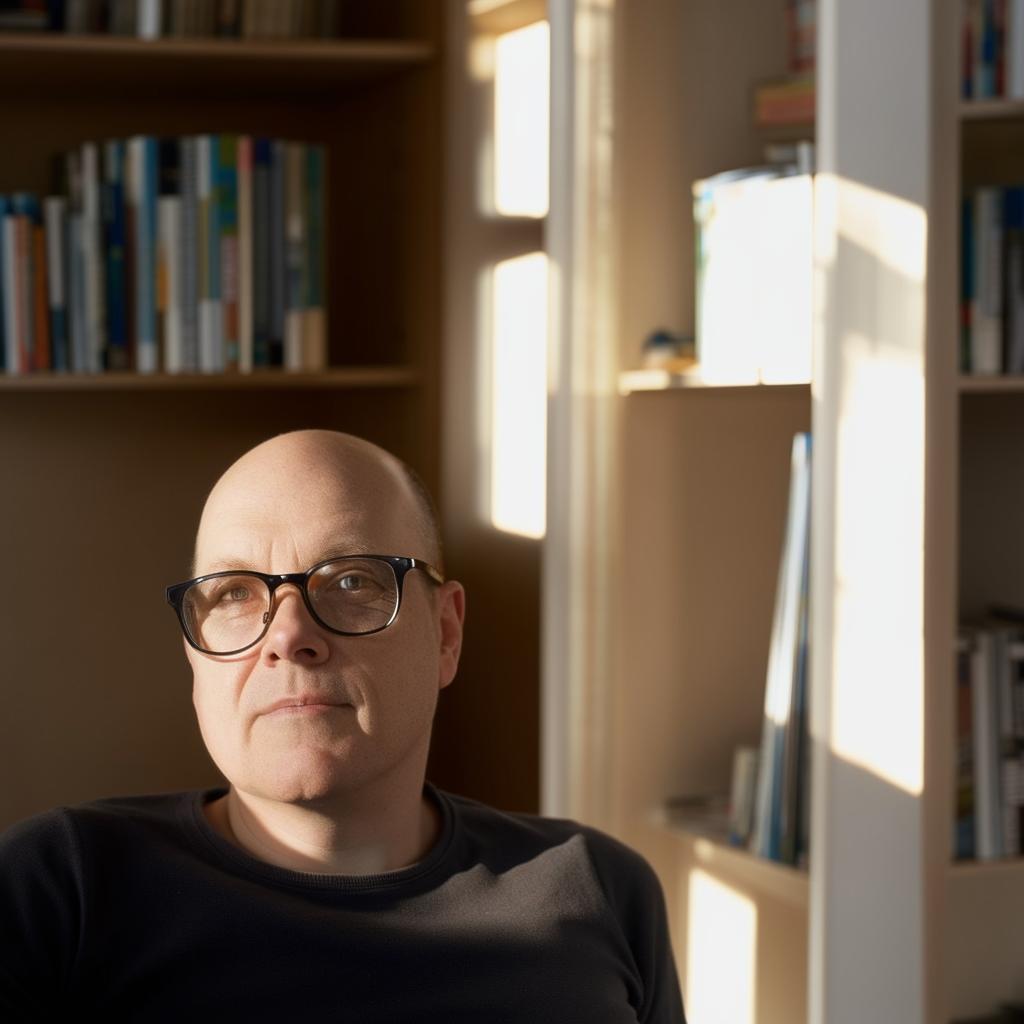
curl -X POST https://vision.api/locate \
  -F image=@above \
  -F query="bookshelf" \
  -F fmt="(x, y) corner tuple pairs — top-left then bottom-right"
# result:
(0, 3), (453, 830)
(549, 0), (1024, 1022)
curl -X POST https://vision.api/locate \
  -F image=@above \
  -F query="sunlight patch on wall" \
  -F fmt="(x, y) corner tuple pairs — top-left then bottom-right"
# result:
(494, 20), (550, 217)
(686, 869), (757, 1024)
(491, 251), (549, 538)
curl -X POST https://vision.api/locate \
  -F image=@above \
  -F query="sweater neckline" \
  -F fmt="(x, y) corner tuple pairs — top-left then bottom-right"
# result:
(182, 781), (457, 892)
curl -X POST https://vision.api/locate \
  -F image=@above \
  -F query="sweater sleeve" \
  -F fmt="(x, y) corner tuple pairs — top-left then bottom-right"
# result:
(0, 808), (84, 1018)
(585, 831), (688, 1024)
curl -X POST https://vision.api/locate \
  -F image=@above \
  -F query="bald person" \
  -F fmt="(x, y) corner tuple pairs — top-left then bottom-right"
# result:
(0, 430), (687, 1023)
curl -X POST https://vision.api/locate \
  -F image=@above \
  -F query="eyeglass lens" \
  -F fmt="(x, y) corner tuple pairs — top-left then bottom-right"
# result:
(182, 558), (400, 653)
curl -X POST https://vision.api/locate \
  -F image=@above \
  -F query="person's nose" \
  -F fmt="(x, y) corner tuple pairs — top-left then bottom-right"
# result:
(259, 583), (330, 665)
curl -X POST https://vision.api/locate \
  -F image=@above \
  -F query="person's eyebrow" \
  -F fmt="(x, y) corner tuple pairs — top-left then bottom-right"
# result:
(196, 547), (372, 576)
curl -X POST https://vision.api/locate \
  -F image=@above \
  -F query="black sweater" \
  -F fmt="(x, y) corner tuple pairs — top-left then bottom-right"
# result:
(0, 782), (686, 1022)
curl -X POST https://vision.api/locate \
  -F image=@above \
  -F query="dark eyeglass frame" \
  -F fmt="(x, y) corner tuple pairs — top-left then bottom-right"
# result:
(166, 554), (445, 656)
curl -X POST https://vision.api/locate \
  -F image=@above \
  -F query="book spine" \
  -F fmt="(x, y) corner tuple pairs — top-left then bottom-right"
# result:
(252, 137), (270, 368)
(103, 140), (129, 371)
(237, 135), (253, 373)
(12, 194), (38, 375)
(138, 0), (162, 38)
(217, 134), (239, 372)
(179, 137), (199, 372)
(2, 210), (19, 374)
(303, 143), (326, 371)
(128, 137), (158, 374)
(32, 222), (50, 371)
(81, 142), (105, 373)
(44, 196), (69, 372)
(269, 138), (285, 367)
(284, 141), (304, 371)
(197, 134), (222, 372)
(157, 195), (183, 372)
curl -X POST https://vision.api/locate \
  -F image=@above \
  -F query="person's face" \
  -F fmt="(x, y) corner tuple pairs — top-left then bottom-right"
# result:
(185, 447), (464, 806)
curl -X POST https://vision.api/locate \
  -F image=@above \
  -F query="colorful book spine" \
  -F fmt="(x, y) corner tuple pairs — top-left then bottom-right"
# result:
(197, 134), (222, 372)
(217, 134), (239, 372)
(179, 136), (199, 372)
(269, 139), (286, 367)
(303, 143), (326, 371)
(44, 196), (69, 372)
(1, 196), (17, 374)
(157, 138), (183, 373)
(11, 193), (38, 375)
(129, 136), (159, 373)
(103, 140), (129, 371)
(81, 142), (105, 372)
(284, 141), (305, 371)
(252, 137), (271, 368)
(237, 135), (254, 373)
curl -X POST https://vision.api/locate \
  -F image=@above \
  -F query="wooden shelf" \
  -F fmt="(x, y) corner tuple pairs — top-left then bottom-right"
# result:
(948, 856), (1024, 882)
(651, 807), (810, 910)
(618, 367), (811, 395)
(959, 98), (1024, 121)
(959, 374), (1024, 393)
(0, 366), (419, 391)
(0, 33), (433, 99)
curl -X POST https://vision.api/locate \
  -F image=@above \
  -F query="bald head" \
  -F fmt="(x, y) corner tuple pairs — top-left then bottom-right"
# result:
(191, 430), (443, 578)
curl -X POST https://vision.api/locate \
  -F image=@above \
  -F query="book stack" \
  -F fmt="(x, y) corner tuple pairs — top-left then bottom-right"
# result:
(962, 0), (1024, 100)
(0, 0), (343, 38)
(752, 77), (815, 129)
(748, 432), (812, 868)
(0, 135), (327, 375)
(955, 618), (1024, 861)
(960, 185), (1024, 374)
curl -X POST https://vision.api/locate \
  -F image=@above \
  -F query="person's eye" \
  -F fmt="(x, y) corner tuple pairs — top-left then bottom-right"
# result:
(337, 573), (367, 592)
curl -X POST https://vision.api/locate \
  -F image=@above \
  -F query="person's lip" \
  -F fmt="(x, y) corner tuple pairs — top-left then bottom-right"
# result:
(262, 695), (352, 716)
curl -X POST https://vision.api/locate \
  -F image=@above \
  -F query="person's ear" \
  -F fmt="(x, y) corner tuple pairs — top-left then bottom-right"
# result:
(436, 581), (465, 690)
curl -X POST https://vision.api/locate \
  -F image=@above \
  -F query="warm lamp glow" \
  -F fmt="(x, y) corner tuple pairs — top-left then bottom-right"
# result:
(491, 252), (549, 538)
(685, 869), (757, 1024)
(494, 21), (550, 217)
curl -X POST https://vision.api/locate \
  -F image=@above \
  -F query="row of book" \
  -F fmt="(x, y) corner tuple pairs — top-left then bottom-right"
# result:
(733, 432), (812, 868)
(0, 0), (342, 39)
(955, 617), (1024, 860)
(960, 185), (1024, 374)
(962, 0), (1024, 100)
(1, 135), (327, 376)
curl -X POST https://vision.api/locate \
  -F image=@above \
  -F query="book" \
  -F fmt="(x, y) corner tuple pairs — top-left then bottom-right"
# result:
(129, 136), (159, 373)
(157, 139), (183, 373)
(750, 432), (812, 865)
(217, 134), (239, 372)
(43, 195), (69, 372)
(237, 135), (253, 372)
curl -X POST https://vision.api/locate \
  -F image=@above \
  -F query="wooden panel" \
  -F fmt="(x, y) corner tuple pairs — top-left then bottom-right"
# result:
(959, 392), (1024, 617)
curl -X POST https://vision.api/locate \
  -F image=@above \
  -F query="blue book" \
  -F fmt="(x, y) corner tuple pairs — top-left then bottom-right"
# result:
(216, 135), (239, 371)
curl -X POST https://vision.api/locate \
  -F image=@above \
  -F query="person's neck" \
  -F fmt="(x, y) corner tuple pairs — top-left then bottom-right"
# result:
(205, 776), (442, 876)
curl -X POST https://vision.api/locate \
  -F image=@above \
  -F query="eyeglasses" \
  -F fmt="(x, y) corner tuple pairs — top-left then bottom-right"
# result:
(166, 555), (445, 656)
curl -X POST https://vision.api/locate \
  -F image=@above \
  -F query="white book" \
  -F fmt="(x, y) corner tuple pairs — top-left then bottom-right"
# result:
(138, 0), (162, 38)
(972, 631), (1003, 859)
(973, 188), (1003, 374)
(237, 136), (254, 373)
(158, 195), (184, 372)
(1011, 0), (1024, 99)
(81, 142), (105, 373)
(68, 212), (88, 372)
(2, 215), (19, 374)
